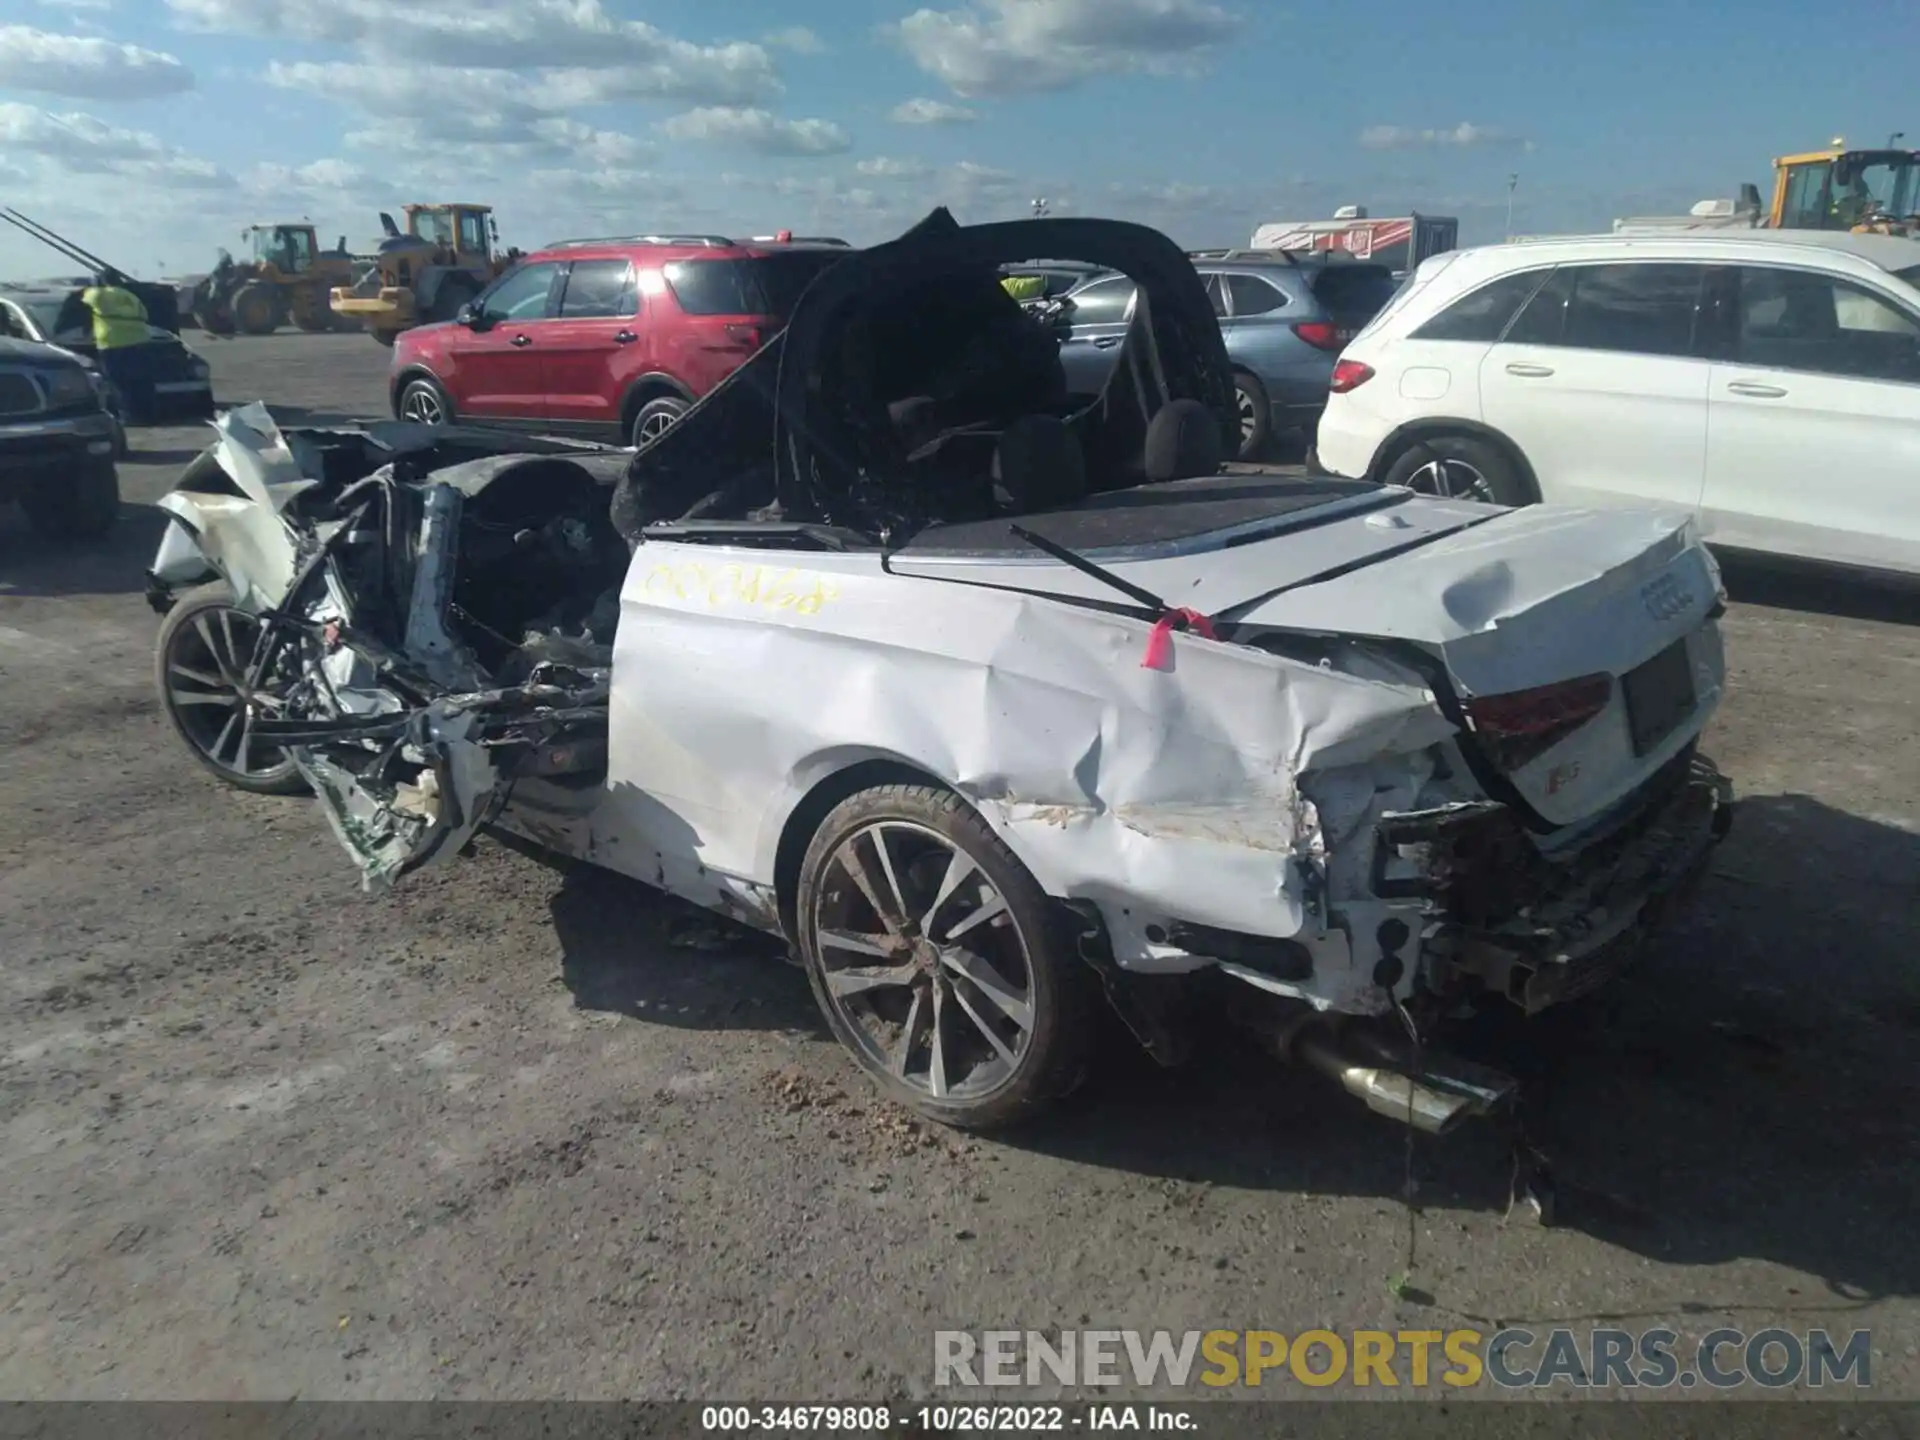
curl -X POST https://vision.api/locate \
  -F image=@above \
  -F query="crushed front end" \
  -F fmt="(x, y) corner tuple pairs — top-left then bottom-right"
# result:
(153, 406), (631, 890)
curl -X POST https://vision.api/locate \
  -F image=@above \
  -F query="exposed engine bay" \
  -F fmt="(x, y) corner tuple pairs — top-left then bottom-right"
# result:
(161, 406), (630, 888)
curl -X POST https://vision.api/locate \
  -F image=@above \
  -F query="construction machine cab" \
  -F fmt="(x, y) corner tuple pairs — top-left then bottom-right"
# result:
(404, 204), (495, 262)
(1772, 145), (1920, 233)
(246, 223), (319, 276)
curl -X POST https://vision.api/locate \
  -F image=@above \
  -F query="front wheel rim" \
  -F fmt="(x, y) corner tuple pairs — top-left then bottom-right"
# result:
(811, 820), (1037, 1103)
(1236, 387), (1259, 444)
(164, 607), (292, 781)
(402, 387), (443, 424)
(637, 409), (679, 443)
(1407, 458), (1493, 502)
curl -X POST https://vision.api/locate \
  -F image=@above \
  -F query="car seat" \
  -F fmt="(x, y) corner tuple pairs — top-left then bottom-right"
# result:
(993, 414), (1086, 513)
(1141, 399), (1224, 483)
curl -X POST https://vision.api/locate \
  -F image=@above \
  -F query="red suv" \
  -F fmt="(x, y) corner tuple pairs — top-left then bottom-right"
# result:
(388, 232), (855, 447)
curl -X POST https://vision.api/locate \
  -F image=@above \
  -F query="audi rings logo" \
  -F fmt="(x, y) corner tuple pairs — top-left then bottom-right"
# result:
(1640, 573), (1695, 622)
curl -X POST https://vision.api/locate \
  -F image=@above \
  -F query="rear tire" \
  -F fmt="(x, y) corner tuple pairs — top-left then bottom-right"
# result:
(796, 784), (1096, 1132)
(20, 456), (119, 541)
(1380, 432), (1531, 506)
(155, 581), (307, 796)
(630, 396), (689, 448)
(1232, 370), (1271, 460)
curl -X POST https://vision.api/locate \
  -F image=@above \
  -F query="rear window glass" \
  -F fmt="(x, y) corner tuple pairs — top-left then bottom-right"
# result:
(1224, 273), (1287, 316)
(662, 252), (847, 316)
(1308, 264), (1401, 323)
(1411, 269), (1551, 342)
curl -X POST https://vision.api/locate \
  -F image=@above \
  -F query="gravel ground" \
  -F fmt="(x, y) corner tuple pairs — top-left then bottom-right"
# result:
(1, 332), (1917, 1404)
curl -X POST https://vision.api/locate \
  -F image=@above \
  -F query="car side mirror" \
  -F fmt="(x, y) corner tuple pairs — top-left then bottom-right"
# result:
(458, 303), (487, 329)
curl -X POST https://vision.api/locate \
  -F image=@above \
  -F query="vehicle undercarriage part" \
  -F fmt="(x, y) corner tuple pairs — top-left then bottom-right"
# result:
(163, 406), (631, 890)
(1268, 1009), (1519, 1137)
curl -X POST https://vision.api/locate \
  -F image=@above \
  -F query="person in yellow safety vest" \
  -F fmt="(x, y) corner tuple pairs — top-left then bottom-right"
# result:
(1000, 273), (1047, 301)
(81, 273), (152, 424)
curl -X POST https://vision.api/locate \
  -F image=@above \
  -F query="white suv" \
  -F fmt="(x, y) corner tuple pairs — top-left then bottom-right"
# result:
(1314, 230), (1920, 579)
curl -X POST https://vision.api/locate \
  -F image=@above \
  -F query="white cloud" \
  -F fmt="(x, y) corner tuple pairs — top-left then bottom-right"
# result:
(890, 0), (1238, 97)
(855, 156), (932, 180)
(889, 97), (979, 125)
(0, 24), (194, 98)
(169, 0), (781, 105)
(0, 101), (229, 186)
(950, 160), (1016, 187)
(526, 117), (654, 166)
(37, 0), (113, 11)
(266, 60), (657, 159)
(762, 26), (825, 53)
(658, 106), (850, 156)
(1358, 122), (1530, 151)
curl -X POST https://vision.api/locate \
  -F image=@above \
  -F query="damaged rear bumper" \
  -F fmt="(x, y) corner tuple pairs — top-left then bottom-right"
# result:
(1377, 752), (1733, 1014)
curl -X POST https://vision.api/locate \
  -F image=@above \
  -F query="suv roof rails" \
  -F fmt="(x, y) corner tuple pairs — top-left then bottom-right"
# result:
(541, 233), (736, 250)
(1187, 247), (1300, 265)
(743, 234), (853, 246)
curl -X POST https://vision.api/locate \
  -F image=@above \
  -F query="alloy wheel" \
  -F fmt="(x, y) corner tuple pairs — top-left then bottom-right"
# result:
(163, 606), (293, 783)
(1236, 387), (1259, 445)
(637, 409), (679, 443)
(809, 820), (1036, 1102)
(1406, 458), (1495, 503)
(401, 386), (444, 425)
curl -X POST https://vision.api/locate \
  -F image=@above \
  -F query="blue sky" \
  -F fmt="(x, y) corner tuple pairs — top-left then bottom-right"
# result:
(0, 0), (1914, 279)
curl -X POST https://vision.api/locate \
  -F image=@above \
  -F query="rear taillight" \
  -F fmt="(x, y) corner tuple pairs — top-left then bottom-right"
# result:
(1292, 320), (1344, 351)
(723, 323), (763, 349)
(1329, 359), (1374, 393)
(1464, 673), (1613, 771)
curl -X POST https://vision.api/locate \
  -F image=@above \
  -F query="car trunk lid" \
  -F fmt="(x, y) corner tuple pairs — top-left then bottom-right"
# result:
(1302, 261), (1402, 342)
(889, 485), (1723, 831)
(1239, 504), (1725, 828)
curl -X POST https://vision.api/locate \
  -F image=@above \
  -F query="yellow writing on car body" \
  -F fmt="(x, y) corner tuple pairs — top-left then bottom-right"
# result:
(643, 560), (839, 616)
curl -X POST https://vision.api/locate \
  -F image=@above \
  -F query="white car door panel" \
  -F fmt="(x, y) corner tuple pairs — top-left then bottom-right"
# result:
(1476, 262), (1710, 517)
(1701, 264), (1920, 574)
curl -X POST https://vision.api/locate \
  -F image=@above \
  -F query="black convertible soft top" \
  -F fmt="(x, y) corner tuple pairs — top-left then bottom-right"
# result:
(612, 209), (1239, 542)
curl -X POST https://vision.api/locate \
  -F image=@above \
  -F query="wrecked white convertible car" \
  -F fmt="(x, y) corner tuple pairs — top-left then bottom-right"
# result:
(147, 211), (1734, 1133)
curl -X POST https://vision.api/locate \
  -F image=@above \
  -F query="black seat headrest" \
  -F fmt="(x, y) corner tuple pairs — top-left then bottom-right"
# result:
(993, 414), (1085, 512)
(1143, 398), (1224, 483)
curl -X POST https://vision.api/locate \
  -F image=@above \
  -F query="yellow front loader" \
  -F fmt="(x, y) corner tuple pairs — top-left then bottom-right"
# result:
(1769, 140), (1920, 236)
(329, 203), (523, 346)
(194, 224), (363, 336)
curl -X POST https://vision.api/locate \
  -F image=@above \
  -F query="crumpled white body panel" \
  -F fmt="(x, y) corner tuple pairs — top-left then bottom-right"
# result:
(493, 543), (1462, 1016)
(155, 403), (314, 610)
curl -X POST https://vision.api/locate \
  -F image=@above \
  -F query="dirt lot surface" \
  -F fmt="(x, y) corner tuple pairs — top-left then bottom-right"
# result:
(2, 332), (1917, 1403)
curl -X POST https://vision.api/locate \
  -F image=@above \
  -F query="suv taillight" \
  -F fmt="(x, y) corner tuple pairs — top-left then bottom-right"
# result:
(1292, 320), (1344, 351)
(1464, 673), (1613, 771)
(1329, 359), (1374, 393)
